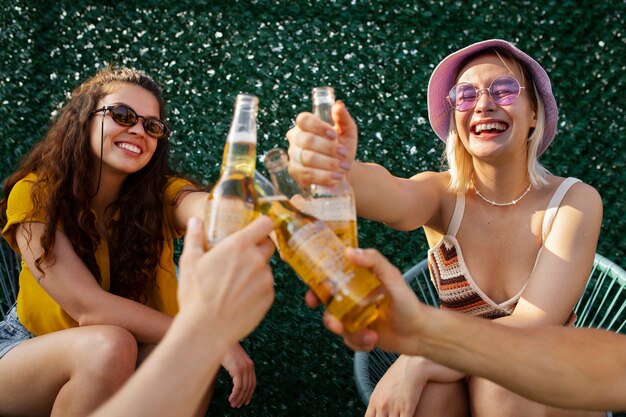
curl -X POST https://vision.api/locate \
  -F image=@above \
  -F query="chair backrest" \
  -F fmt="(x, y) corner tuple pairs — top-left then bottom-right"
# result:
(401, 258), (439, 308)
(0, 241), (20, 318)
(353, 253), (626, 407)
(574, 253), (626, 332)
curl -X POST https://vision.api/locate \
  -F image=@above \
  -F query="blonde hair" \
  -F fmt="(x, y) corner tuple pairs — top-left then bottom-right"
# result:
(444, 49), (550, 193)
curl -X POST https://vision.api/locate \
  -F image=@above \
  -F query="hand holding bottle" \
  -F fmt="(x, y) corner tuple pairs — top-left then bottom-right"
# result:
(288, 88), (360, 248)
(177, 216), (275, 349)
(286, 100), (359, 188)
(306, 246), (431, 354)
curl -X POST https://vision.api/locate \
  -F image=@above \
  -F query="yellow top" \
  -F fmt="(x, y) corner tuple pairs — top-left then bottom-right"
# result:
(2, 173), (192, 336)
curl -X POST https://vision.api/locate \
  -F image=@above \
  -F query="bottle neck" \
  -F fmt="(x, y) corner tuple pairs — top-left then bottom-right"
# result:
(220, 138), (257, 176)
(221, 96), (258, 176)
(312, 87), (335, 126)
(264, 156), (289, 174)
(267, 157), (309, 198)
(312, 101), (333, 125)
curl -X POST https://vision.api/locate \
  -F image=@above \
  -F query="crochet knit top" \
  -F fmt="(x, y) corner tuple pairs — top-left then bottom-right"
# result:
(427, 177), (580, 320)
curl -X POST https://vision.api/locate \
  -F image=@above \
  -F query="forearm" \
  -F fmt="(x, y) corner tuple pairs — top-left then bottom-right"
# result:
(173, 190), (208, 232)
(18, 226), (173, 343)
(90, 309), (227, 417)
(417, 308), (626, 410)
(348, 161), (408, 225)
(78, 293), (172, 344)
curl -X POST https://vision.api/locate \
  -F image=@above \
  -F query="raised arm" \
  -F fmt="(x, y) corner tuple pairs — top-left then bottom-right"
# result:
(16, 222), (171, 343)
(286, 101), (442, 231)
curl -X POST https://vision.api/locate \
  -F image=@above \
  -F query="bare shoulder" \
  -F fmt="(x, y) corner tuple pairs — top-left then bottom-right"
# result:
(553, 176), (603, 212)
(542, 176), (603, 271)
(545, 176), (603, 234)
(408, 170), (452, 211)
(408, 171), (456, 232)
(409, 171), (455, 207)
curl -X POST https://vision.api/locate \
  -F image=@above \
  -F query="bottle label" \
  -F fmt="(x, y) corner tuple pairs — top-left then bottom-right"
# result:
(287, 221), (353, 293)
(305, 196), (355, 221)
(205, 198), (255, 247)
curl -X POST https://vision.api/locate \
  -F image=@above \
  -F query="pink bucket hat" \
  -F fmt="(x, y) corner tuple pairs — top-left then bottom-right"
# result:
(427, 39), (558, 156)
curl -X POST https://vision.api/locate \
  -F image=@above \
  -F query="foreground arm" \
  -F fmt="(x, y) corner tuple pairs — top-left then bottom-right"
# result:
(91, 216), (275, 417)
(319, 248), (626, 411)
(173, 188), (260, 408)
(416, 308), (626, 410)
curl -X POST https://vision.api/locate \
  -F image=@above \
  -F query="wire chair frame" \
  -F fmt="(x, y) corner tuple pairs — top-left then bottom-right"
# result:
(0, 242), (20, 318)
(574, 253), (626, 333)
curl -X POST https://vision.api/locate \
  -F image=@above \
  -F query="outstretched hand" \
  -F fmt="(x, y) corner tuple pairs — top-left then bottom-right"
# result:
(177, 216), (276, 347)
(286, 100), (358, 188)
(308, 247), (430, 356)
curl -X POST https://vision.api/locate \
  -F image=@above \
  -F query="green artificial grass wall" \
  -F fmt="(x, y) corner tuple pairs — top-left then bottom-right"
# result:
(1, 1), (624, 415)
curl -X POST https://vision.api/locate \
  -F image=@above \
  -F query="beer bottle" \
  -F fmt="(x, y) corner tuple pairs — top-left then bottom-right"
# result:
(263, 148), (307, 199)
(204, 94), (259, 248)
(255, 172), (387, 332)
(307, 86), (358, 248)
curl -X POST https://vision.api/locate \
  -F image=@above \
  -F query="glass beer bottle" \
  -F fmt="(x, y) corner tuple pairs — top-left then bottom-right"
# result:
(263, 148), (307, 199)
(255, 172), (387, 332)
(204, 94), (259, 249)
(308, 86), (358, 248)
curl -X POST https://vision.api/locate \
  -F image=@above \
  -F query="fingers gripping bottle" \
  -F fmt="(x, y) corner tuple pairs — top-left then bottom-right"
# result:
(255, 172), (388, 332)
(205, 94), (259, 248)
(308, 87), (358, 248)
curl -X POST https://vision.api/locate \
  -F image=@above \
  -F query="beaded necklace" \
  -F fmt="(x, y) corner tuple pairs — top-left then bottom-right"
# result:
(474, 183), (532, 206)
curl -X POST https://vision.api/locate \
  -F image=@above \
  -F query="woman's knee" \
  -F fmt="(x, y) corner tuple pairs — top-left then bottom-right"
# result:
(72, 325), (137, 380)
(414, 380), (469, 417)
(469, 376), (543, 417)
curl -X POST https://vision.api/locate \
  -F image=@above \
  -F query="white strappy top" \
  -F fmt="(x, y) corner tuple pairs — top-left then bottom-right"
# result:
(427, 177), (580, 319)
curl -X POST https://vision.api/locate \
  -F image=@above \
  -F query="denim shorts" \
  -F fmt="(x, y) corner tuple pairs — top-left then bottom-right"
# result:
(0, 305), (34, 359)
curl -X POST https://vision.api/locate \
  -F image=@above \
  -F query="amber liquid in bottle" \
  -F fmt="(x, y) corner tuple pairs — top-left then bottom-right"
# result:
(258, 192), (387, 332)
(323, 220), (358, 249)
(205, 95), (259, 249)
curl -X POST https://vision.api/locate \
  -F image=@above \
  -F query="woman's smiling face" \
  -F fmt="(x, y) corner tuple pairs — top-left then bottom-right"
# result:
(453, 54), (536, 162)
(89, 83), (161, 179)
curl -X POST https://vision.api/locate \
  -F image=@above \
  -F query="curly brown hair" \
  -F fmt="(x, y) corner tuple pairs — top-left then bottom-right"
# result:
(0, 66), (180, 303)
